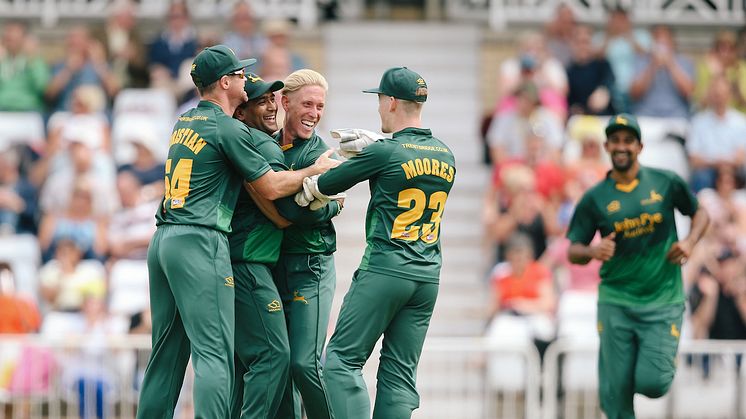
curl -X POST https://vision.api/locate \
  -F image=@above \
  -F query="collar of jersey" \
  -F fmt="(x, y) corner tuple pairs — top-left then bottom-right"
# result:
(607, 167), (644, 193)
(392, 127), (432, 138)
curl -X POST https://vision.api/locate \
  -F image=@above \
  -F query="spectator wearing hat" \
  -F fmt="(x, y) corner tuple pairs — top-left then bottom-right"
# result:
(629, 25), (694, 119)
(116, 128), (165, 191)
(694, 30), (746, 113)
(0, 21), (50, 113)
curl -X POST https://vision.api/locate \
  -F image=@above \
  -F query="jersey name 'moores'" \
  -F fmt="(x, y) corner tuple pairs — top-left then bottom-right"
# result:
(400, 157), (454, 183)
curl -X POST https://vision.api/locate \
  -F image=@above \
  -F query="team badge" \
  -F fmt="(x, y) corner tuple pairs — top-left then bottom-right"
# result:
(267, 300), (282, 312)
(224, 276), (235, 288)
(606, 200), (621, 213)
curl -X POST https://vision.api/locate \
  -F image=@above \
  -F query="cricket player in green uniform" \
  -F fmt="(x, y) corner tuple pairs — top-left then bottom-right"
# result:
(272, 69), (342, 419)
(302, 67), (457, 419)
(229, 73), (343, 419)
(136, 45), (338, 419)
(567, 113), (710, 419)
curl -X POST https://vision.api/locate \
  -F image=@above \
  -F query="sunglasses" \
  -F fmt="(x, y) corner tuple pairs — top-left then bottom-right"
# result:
(226, 70), (246, 79)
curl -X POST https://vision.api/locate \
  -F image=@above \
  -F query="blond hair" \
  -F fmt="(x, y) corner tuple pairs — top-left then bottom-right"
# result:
(282, 69), (328, 95)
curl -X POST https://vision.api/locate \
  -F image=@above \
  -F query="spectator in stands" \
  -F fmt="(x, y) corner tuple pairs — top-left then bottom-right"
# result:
(689, 250), (746, 341)
(38, 178), (109, 262)
(38, 238), (107, 312)
(567, 25), (617, 116)
(489, 232), (557, 355)
(629, 25), (694, 119)
(93, 0), (149, 89)
(694, 30), (746, 113)
(256, 19), (307, 79)
(593, 7), (651, 113)
(695, 166), (746, 254)
(0, 262), (41, 333)
(484, 163), (556, 263)
(116, 129), (165, 190)
(47, 84), (111, 156)
(687, 76), (746, 192)
(148, 0), (198, 102)
(107, 171), (157, 261)
(45, 26), (120, 113)
(39, 131), (118, 217)
(486, 81), (564, 166)
(0, 21), (50, 113)
(544, 3), (576, 68)
(494, 31), (568, 120)
(0, 146), (38, 235)
(222, 2), (267, 60)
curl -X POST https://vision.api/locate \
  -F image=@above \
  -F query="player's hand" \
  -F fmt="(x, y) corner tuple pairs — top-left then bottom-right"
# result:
(312, 149), (341, 174)
(294, 175), (346, 210)
(591, 232), (616, 261)
(666, 239), (692, 265)
(332, 128), (384, 159)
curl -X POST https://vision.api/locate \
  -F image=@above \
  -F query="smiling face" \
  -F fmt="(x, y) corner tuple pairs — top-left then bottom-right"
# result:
(605, 129), (642, 172)
(236, 91), (279, 135)
(282, 85), (325, 140)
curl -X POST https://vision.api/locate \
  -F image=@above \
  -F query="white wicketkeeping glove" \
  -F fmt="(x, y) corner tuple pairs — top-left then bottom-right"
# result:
(331, 128), (384, 159)
(294, 175), (346, 211)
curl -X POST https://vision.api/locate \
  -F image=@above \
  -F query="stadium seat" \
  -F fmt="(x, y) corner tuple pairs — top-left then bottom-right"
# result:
(556, 290), (598, 341)
(0, 234), (41, 299)
(636, 117), (690, 180)
(108, 259), (150, 317)
(634, 393), (670, 419)
(112, 88), (177, 164)
(0, 112), (45, 149)
(485, 315), (533, 391)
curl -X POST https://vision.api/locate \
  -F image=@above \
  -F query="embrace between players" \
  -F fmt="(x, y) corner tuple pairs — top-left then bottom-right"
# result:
(135, 45), (457, 419)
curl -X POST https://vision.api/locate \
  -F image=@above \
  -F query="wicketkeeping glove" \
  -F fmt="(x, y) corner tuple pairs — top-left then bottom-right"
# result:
(294, 175), (346, 210)
(331, 128), (384, 159)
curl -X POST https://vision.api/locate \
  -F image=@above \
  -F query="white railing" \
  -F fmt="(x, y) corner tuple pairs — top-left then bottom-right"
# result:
(1, 335), (744, 418)
(0, 0), (321, 29)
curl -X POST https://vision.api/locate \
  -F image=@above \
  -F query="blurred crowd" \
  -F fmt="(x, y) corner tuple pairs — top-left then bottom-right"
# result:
(0, 0), (313, 337)
(483, 5), (746, 354)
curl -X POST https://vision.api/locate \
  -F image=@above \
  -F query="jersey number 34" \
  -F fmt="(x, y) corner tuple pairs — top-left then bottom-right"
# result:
(164, 158), (193, 209)
(391, 188), (447, 244)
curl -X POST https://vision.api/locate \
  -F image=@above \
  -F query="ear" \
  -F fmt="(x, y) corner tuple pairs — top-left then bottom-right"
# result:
(234, 105), (245, 120)
(388, 96), (397, 112)
(281, 94), (290, 112)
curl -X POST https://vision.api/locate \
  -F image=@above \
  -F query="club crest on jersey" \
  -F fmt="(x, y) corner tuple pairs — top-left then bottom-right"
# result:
(641, 190), (663, 205)
(224, 276), (235, 288)
(293, 291), (308, 304)
(607, 200), (621, 213)
(267, 300), (282, 312)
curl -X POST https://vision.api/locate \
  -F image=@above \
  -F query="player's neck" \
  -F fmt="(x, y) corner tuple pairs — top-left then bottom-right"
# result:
(204, 95), (235, 117)
(610, 162), (641, 184)
(390, 117), (422, 134)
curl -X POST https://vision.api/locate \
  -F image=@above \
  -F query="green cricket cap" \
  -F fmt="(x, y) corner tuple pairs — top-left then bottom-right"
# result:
(190, 45), (256, 88)
(363, 67), (428, 102)
(605, 113), (641, 141)
(244, 73), (284, 100)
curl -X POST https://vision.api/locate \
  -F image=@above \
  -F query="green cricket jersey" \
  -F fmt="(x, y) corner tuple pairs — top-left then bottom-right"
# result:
(228, 128), (286, 264)
(566, 166), (698, 306)
(275, 130), (339, 254)
(155, 101), (271, 233)
(317, 127), (456, 283)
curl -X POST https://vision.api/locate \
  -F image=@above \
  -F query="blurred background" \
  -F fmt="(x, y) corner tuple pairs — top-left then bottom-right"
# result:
(0, 0), (744, 417)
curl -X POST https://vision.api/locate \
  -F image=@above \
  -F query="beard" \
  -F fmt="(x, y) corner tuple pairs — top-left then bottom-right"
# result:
(611, 151), (633, 172)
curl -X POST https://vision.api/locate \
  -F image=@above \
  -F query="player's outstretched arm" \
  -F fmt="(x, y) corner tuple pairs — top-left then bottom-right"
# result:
(251, 150), (340, 200)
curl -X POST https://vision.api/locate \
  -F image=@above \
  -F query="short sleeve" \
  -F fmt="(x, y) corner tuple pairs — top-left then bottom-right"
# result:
(670, 172), (698, 216)
(221, 122), (271, 182)
(566, 193), (599, 245)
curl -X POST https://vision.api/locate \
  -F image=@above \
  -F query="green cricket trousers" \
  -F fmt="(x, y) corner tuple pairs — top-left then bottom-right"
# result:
(273, 253), (336, 419)
(598, 302), (684, 419)
(137, 224), (235, 419)
(231, 262), (291, 419)
(323, 270), (439, 419)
